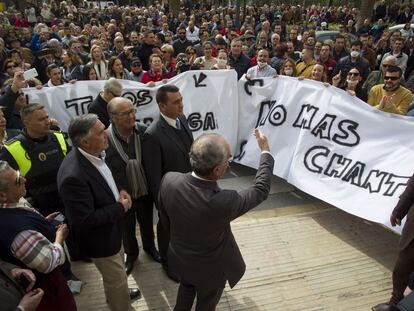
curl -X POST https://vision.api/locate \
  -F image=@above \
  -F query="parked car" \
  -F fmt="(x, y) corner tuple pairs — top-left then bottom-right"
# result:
(315, 31), (358, 44)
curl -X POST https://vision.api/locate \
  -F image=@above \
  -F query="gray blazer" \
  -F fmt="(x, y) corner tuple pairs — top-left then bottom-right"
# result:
(159, 152), (274, 289)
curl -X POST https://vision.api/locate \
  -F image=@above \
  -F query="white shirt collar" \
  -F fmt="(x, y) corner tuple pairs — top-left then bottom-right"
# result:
(78, 147), (104, 164)
(160, 112), (179, 129)
(191, 171), (214, 181)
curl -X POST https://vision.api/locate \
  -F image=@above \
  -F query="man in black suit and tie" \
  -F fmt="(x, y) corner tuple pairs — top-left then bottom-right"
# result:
(142, 84), (194, 278)
(159, 129), (274, 311)
(57, 114), (141, 311)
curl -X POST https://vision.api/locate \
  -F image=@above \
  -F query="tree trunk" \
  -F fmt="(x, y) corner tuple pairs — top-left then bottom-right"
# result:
(170, 0), (180, 18)
(357, 0), (375, 30)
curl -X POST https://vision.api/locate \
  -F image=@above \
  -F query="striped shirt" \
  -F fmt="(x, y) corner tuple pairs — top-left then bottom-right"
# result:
(0, 199), (65, 273)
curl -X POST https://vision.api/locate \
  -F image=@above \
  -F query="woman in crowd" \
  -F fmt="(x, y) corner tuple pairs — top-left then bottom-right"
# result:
(332, 67), (367, 101)
(185, 46), (198, 68)
(304, 63), (327, 82)
(107, 56), (132, 80)
(141, 53), (172, 85)
(81, 63), (98, 80)
(194, 41), (217, 70)
(279, 58), (297, 77)
(212, 49), (231, 69)
(62, 50), (83, 82)
(0, 59), (18, 88)
(161, 44), (176, 75)
(401, 23), (413, 40)
(89, 44), (107, 80)
(10, 49), (30, 70)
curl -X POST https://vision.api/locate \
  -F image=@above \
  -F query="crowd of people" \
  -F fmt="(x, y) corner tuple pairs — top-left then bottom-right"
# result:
(1, 1), (414, 311)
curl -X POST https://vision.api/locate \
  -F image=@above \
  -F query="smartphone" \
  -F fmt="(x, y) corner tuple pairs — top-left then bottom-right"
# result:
(50, 212), (65, 227)
(19, 272), (32, 292)
(23, 68), (39, 80)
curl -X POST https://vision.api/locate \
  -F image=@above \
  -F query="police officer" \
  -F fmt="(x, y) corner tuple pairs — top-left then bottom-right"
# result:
(0, 103), (67, 216)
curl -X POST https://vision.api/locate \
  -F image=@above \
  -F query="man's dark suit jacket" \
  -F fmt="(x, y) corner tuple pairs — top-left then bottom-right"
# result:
(142, 114), (194, 204)
(88, 93), (110, 128)
(392, 173), (414, 250)
(57, 148), (124, 258)
(159, 152), (274, 289)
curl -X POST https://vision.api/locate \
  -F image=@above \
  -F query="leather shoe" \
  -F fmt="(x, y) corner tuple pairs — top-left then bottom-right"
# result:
(145, 247), (161, 263)
(129, 288), (141, 300)
(125, 259), (136, 276)
(372, 302), (398, 311)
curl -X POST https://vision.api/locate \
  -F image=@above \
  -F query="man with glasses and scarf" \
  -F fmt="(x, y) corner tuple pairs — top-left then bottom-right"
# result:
(105, 97), (160, 276)
(367, 65), (412, 115)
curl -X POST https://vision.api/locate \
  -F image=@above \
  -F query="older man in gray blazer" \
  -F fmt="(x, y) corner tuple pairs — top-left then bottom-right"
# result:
(159, 129), (274, 311)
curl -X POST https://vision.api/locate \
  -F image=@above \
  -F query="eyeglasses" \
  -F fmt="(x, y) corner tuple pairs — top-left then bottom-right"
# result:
(348, 72), (360, 77)
(384, 76), (399, 81)
(112, 108), (137, 117)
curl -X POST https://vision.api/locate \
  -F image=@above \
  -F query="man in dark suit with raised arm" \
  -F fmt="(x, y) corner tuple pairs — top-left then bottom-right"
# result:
(142, 85), (194, 279)
(159, 129), (274, 311)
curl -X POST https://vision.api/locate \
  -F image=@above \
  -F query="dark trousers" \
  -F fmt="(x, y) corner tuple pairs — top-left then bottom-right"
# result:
(391, 240), (414, 305)
(174, 281), (224, 311)
(157, 213), (169, 266)
(122, 194), (155, 260)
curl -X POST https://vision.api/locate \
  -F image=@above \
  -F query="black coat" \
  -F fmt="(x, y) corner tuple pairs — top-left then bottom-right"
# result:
(57, 149), (124, 258)
(142, 115), (193, 205)
(88, 93), (110, 128)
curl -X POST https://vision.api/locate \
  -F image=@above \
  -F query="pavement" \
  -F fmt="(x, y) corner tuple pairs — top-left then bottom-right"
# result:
(71, 163), (399, 310)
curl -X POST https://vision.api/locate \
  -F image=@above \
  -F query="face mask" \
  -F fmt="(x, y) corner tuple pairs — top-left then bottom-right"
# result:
(346, 79), (358, 86)
(217, 59), (227, 67)
(284, 68), (293, 76)
(257, 61), (267, 68)
(350, 51), (360, 58)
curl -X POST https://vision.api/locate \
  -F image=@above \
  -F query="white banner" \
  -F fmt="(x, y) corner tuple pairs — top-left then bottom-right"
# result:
(23, 70), (239, 152)
(235, 75), (414, 231)
(23, 72), (414, 230)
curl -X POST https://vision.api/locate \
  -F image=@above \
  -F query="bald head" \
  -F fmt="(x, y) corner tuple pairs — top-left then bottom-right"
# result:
(107, 97), (132, 114)
(190, 133), (231, 179)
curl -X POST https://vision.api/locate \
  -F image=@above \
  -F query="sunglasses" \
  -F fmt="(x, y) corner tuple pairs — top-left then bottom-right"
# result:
(384, 76), (399, 81)
(131, 62), (141, 66)
(348, 72), (360, 77)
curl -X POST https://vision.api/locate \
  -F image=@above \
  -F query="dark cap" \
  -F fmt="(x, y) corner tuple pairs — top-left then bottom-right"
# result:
(130, 57), (141, 65)
(215, 37), (227, 46)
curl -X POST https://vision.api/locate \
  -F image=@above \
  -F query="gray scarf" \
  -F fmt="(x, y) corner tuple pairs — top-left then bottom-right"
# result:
(108, 124), (148, 199)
